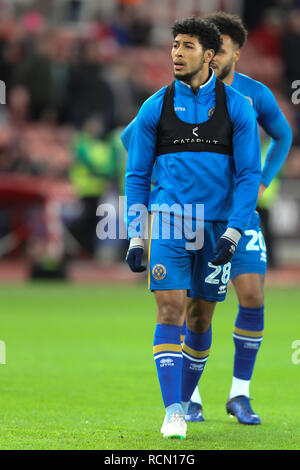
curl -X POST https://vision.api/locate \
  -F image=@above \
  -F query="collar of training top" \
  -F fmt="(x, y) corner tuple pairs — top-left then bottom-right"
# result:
(176, 67), (216, 98)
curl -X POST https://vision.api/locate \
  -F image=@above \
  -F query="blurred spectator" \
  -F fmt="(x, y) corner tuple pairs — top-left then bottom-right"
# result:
(242, 0), (278, 29)
(13, 34), (54, 121)
(66, 0), (83, 22)
(109, 3), (153, 46)
(0, 85), (31, 173)
(282, 9), (300, 87)
(103, 56), (151, 127)
(62, 40), (115, 131)
(127, 7), (153, 46)
(48, 33), (72, 123)
(1, 84), (30, 126)
(0, 39), (24, 94)
(20, 10), (46, 35)
(248, 8), (284, 58)
(0, 85), (73, 177)
(90, 13), (117, 42)
(68, 115), (118, 255)
(110, 4), (134, 46)
(20, 113), (73, 177)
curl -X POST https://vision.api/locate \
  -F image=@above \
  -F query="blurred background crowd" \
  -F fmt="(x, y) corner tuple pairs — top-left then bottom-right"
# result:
(0, 0), (300, 280)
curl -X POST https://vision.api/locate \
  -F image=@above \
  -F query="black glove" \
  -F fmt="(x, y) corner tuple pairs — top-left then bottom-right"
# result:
(126, 238), (147, 273)
(211, 227), (242, 266)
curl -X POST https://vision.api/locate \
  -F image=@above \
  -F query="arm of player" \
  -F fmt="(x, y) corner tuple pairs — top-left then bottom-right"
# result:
(125, 96), (161, 238)
(227, 94), (261, 233)
(124, 93), (163, 271)
(257, 84), (293, 188)
(121, 117), (137, 152)
(212, 93), (261, 265)
(122, 116), (158, 187)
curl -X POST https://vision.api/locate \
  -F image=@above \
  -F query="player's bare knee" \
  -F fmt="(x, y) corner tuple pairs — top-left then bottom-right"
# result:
(157, 301), (185, 325)
(188, 316), (211, 334)
(233, 274), (264, 308)
(186, 299), (212, 333)
(240, 289), (264, 309)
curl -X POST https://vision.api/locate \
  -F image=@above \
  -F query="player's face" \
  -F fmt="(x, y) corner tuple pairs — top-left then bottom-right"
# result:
(172, 34), (206, 82)
(211, 34), (240, 81)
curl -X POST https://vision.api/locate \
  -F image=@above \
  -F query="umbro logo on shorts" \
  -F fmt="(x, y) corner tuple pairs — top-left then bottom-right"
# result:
(218, 284), (227, 295)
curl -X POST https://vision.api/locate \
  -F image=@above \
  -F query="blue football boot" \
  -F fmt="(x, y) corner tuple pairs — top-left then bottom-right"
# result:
(226, 395), (261, 425)
(185, 401), (205, 422)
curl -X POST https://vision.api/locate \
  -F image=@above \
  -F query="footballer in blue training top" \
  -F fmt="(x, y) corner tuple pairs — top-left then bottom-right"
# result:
(122, 13), (292, 430)
(123, 16), (263, 439)
(199, 11), (292, 425)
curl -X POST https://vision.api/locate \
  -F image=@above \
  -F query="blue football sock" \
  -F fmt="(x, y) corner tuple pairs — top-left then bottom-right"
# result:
(233, 305), (264, 381)
(181, 326), (212, 403)
(153, 324), (183, 408)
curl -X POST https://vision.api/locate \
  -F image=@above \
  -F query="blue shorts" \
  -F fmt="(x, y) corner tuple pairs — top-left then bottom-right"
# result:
(148, 213), (231, 302)
(230, 212), (267, 281)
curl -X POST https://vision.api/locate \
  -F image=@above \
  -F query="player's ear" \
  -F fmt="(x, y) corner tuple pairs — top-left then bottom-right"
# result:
(233, 48), (241, 65)
(204, 49), (215, 63)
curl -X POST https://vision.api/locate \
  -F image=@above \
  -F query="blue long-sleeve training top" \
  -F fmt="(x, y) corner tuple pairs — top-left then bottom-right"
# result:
(124, 70), (261, 236)
(232, 72), (292, 187)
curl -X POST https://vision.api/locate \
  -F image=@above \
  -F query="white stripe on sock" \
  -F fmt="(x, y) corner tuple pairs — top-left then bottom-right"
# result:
(154, 353), (182, 361)
(182, 351), (208, 362)
(233, 333), (263, 342)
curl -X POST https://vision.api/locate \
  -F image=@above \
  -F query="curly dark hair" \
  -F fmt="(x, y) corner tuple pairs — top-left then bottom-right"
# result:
(172, 17), (222, 54)
(204, 12), (248, 48)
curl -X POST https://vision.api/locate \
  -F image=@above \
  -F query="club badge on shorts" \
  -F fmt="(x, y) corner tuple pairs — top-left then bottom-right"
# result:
(152, 264), (167, 280)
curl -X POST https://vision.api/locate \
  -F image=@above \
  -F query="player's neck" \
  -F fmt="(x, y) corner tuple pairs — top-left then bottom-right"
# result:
(222, 68), (235, 86)
(189, 67), (211, 94)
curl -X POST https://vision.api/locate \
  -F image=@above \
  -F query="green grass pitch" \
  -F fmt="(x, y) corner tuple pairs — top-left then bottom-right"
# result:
(0, 282), (299, 450)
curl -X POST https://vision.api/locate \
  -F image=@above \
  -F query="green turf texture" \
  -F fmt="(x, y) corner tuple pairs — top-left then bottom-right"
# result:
(0, 282), (299, 450)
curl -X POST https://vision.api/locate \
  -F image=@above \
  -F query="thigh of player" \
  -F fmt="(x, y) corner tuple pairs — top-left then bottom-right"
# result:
(148, 229), (192, 325)
(230, 211), (268, 282)
(148, 234), (193, 292)
(188, 221), (232, 303)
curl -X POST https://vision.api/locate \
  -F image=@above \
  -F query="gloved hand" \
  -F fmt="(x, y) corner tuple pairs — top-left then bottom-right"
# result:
(125, 238), (147, 272)
(211, 227), (242, 266)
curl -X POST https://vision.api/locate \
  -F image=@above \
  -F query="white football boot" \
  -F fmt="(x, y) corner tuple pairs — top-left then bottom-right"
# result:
(161, 411), (187, 439)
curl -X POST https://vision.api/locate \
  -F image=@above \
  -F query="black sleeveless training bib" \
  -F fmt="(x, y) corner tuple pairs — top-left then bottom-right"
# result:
(156, 78), (233, 157)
